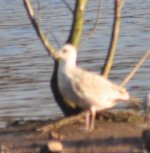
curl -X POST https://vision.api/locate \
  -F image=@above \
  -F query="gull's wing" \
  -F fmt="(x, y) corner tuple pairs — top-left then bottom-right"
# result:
(70, 68), (128, 107)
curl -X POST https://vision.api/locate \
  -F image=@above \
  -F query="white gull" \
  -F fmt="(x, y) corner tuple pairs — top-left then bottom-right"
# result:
(55, 44), (129, 131)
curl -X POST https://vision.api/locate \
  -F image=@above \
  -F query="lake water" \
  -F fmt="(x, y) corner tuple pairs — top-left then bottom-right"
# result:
(0, 0), (149, 127)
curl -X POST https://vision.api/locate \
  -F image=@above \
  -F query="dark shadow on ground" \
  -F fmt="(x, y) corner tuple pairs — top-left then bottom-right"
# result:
(64, 136), (143, 149)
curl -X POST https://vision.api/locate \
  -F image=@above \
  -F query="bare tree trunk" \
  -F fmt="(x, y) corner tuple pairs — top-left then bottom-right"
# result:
(67, 0), (87, 48)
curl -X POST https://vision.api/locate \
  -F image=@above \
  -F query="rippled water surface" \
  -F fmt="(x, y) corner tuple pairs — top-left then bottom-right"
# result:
(0, 0), (149, 127)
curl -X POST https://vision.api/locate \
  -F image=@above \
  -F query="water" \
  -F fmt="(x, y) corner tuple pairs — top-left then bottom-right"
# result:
(0, 0), (149, 127)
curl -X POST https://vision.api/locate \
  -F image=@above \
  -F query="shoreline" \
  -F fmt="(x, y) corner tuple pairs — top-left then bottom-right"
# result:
(0, 111), (149, 153)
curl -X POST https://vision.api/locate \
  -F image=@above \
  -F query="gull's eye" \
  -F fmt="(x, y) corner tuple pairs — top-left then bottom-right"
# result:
(63, 49), (68, 53)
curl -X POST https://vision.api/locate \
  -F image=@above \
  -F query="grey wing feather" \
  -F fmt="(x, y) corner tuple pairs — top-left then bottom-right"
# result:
(70, 68), (127, 104)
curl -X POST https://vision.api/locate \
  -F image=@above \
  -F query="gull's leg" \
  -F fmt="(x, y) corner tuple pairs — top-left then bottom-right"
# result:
(85, 110), (90, 131)
(90, 107), (96, 131)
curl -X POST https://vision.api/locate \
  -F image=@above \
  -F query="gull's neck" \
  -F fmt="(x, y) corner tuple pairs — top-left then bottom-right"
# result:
(60, 57), (77, 71)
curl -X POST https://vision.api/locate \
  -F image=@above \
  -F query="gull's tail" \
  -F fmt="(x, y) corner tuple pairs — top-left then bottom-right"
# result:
(117, 87), (130, 101)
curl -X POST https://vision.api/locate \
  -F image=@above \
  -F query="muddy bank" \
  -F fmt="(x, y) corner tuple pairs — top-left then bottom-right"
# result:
(0, 111), (150, 153)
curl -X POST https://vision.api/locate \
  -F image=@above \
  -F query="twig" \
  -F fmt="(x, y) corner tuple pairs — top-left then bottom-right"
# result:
(37, 111), (86, 133)
(23, 0), (56, 59)
(102, 0), (123, 78)
(81, 0), (102, 43)
(86, 0), (102, 38)
(36, 0), (60, 48)
(48, 30), (61, 48)
(61, 0), (73, 13)
(120, 48), (150, 87)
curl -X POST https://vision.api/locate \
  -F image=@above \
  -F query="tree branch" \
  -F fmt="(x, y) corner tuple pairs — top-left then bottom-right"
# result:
(102, 0), (122, 78)
(23, 0), (56, 59)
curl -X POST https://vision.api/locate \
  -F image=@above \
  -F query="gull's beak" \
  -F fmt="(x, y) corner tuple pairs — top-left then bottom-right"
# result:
(54, 51), (62, 60)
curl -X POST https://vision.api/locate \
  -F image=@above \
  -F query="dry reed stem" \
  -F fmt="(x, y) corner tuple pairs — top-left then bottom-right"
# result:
(120, 48), (150, 87)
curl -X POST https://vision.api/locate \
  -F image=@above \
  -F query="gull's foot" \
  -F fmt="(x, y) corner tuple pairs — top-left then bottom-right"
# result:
(84, 126), (94, 132)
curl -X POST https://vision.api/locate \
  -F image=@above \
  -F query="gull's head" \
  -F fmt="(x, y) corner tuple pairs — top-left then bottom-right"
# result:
(54, 44), (77, 61)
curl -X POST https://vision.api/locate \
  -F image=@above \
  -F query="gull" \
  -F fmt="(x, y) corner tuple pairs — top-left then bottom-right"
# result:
(54, 44), (130, 131)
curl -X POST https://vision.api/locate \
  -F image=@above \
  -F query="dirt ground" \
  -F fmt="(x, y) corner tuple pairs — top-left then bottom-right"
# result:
(0, 111), (150, 153)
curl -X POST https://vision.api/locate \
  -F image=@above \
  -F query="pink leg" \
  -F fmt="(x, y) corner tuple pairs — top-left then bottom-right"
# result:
(85, 110), (90, 131)
(90, 107), (96, 131)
